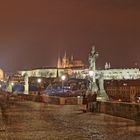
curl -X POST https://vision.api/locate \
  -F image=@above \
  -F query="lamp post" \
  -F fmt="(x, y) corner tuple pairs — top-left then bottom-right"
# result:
(11, 82), (14, 93)
(37, 78), (42, 84)
(11, 82), (14, 86)
(61, 75), (66, 93)
(37, 78), (42, 94)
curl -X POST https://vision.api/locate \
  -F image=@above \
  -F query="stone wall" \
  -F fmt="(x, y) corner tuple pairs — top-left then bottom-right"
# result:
(98, 101), (140, 121)
(1, 92), (139, 121)
(42, 96), (77, 105)
(14, 94), (78, 105)
(65, 97), (77, 105)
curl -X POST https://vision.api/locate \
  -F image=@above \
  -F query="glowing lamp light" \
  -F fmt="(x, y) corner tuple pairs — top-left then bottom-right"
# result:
(61, 75), (66, 81)
(61, 75), (66, 93)
(11, 82), (14, 86)
(37, 78), (42, 83)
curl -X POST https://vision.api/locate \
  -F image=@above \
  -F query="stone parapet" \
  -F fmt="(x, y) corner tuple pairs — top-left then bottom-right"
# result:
(98, 101), (140, 121)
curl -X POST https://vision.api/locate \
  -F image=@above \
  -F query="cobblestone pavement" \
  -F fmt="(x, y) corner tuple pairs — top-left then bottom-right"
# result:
(0, 101), (140, 140)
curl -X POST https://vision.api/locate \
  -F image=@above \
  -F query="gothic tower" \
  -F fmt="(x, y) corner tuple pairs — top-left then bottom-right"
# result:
(57, 56), (62, 68)
(70, 55), (74, 62)
(62, 51), (69, 68)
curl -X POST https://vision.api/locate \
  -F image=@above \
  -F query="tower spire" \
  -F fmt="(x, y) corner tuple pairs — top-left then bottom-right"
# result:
(105, 62), (109, 69)
(64, 51), (67, 59)
(57, 56), (61, 68)
(71, 54), (74, 62)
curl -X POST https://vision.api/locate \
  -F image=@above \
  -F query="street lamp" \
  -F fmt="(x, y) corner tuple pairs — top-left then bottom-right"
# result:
(61, 75), (66, 93)
(37, 78), (42, 94)
(11, 82), (14, 86)
(11, 82), (14, 92)
(37, 78), (42, 83)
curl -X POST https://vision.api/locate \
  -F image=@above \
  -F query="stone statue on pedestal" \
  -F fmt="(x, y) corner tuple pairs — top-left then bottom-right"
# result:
(88, 46), (98, 93)
(89, 46), (98, 71)
(88, 46), (109, 101)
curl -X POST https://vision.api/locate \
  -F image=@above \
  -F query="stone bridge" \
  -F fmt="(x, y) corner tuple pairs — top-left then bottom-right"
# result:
(0, 93), (140, 140)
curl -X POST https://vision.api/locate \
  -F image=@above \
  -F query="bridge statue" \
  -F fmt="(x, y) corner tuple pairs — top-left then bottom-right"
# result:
(24, 73), (29, 94)
(89, 46), (98, 71)
(88, 46), (109, 101)
(88, 46), (98, 92)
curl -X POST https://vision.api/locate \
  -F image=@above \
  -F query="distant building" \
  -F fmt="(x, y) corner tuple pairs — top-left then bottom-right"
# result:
(18, 67), (140, 81)
(0, 68), (4, 80)
(8, 73), (24, 84)
(104, 79), (140, 102)
(99, 68), (140, 80)
(105, 62), (111, 69)
(18, 67), (86, 79)
(57, 52), (85, 68)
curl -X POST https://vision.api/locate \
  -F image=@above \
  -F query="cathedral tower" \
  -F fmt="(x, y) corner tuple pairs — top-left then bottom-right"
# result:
(57, 56), (62, 68)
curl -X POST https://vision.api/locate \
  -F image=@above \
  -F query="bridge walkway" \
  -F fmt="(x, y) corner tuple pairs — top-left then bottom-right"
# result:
(0, 100), (140, 140)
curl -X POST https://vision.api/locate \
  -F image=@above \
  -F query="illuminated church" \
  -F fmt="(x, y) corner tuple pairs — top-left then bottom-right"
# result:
(57, 52), (85, 68)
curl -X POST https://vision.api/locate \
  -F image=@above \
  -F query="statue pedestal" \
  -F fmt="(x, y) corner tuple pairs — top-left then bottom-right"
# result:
(91, 82), (98, 93)
(24, 91), (29, 95)
(97, 90), (109, 101)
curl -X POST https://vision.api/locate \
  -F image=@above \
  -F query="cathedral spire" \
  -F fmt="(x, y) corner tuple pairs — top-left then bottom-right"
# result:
(71, 55), (74, 62)
(62, 51), (68, 68)
(105, 62), (109, 69)
(57, 56), (61, 68)
(64, 51), (67, 59)
(108, 62), (111, 69)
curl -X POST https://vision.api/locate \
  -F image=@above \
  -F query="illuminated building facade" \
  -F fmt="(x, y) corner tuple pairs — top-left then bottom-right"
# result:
(57, 52), (85, 68)
(99, 68), (140, 80)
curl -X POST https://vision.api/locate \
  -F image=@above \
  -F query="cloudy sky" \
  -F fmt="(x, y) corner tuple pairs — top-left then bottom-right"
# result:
(0, 0), (140, 71)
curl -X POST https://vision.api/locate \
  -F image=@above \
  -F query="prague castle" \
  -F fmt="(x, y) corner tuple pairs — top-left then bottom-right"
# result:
(18, 52), (85, 79)
(57, 52), (85, 68)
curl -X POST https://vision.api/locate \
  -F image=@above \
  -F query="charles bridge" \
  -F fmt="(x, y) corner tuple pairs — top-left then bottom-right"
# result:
(0, 92), (140, 140)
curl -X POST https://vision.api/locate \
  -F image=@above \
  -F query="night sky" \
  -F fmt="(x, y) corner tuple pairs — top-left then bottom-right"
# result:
(0, 0), (140, 72)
